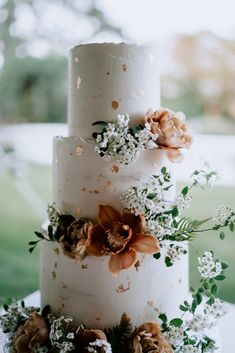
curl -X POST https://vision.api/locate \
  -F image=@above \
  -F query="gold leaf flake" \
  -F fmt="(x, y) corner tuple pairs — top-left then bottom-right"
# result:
(134, 260), (141, 271)
(76, 76), (82, 89)
(81, 187), (86, 191)
(53, 248), (60, 256)
(74, 56), (79, 64)
(96, 315), (101, 321)
(76, 145), (84, 157)
(94, 189), (100, 194)
(82, 264), (88, 269)
(111, 165), (119, 173)
(52, 270), (56, 280)
(122, 63), (127, 72)
(106, 72), (110, 75)
(147, 300), (154, 307)
(116, 280), (131, 293)
(54, 262), (58, 269)
(105, 180), (112, 188)
(111, 100), (119, 110)
(76, 208), (81, 217)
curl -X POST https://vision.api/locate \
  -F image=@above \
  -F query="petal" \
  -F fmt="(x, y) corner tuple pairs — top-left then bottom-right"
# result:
(85, 224), (108, 256)
(122, 212), (146, 234)
(129, 234), (160, 254)
(108, 250), (137, 275)
(98, 204), (122, 229)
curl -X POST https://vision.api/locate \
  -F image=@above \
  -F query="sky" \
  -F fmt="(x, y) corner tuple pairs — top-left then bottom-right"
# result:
(99, 0), (235, 43)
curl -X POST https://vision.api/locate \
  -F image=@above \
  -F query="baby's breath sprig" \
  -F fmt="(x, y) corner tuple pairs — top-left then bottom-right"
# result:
(92, 114), (158, 166)
(159, 252), (228, 353)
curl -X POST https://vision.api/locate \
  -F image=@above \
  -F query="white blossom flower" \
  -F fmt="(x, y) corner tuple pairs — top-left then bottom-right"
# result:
(164, 326), (185, 348)
(182, 344), (202, 353)
(191, 162), (220, 192)
(204, 298), (227, 319)
(213, 205), (233, 226)
(166, 244), (186, 263)
(87, 339), (112, 353)
(186, 313), (216, 332)
(197, 251), (222, 279)
(33, 345), (49, 353)
(175, 194), (192, 211)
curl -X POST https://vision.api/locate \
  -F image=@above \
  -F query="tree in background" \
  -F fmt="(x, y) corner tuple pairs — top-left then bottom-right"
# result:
(0, 0), (125, 123)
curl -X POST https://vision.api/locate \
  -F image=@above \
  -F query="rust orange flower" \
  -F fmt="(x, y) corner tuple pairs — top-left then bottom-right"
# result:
(145, 108), (192, 162)
(131, 322), (173, 353)
(76, 326), (108, 353)
(86, 204), (160, 275)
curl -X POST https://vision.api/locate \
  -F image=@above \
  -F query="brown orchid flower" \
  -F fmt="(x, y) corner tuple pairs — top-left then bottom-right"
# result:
(75, 325), (108, 353)
(145, 108), (192, 162)
(131, 322), (173, 353)
(12, 312), (49, 353)
(86, 204), (160, 275)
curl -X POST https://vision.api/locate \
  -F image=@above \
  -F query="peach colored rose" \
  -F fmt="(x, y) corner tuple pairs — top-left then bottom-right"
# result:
(12, 312), (49, 353)
(131, 322), (173, 353)
(86, 204), (160, 275)
(76, 326), (108, 353)
(60, 218), (93, 261)
(145, 108), (192, 162)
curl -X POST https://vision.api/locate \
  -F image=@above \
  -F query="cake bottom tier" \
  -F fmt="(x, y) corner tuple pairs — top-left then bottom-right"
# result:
(40, 240), (189, 329)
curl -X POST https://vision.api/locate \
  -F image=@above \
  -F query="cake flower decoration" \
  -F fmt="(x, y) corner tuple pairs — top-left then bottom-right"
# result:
(92, 108), (192, 166)
(85, 204), (160, 275)
(145, 108), (192, 162)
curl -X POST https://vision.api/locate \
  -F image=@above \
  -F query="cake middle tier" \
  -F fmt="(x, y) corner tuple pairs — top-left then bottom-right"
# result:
(53, 136), (173, 218)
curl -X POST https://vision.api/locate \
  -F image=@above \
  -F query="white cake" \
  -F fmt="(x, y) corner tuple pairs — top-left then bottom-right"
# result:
(40, 43), (189, 329)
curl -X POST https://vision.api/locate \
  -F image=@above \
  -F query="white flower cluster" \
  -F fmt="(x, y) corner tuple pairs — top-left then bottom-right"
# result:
(213, 205), (233, 226)
(49, 316), (75, 353)
(186, 313), (215, 333)
(175, 194), (192, 212)
(33, 345), (49, 353)
(204, 298), (227, 319)
(47, 203), (60, 228)
(164, 326), (185, 348)
(191, 161), (220, 192)
(166, 243), (187, 263)
(94, 114), (158, 165)
(182, 345), (202, 353)
(122, 173), (176, 239)
(87, 339), (112, 353)
(197, 251), (222, 279)
(0, 301), (37, 334)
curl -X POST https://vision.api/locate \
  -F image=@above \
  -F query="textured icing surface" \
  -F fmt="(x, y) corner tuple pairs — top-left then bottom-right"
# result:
(68, 43), (160, 136)
(40, 240), (189, 329)
(53, 136), (172, 218)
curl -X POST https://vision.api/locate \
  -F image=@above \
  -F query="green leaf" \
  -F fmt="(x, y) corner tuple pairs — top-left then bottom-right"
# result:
(28, 241), (38, 246)
(181, 186), (189, 196)
(229, 222), (235, 232)
(203, 281), (210, 290)
(153, 252), (161, 260)
(215, 274), (226, 281)
(179, 305), (188, 312)
(159, 313), (167, 323)
(196, 292), (202, 305)
(172, 207), (179, 217)
(221, 262), (229, 270)
(161, 166), (167, 175)
(191, 298), (197, 313)
(92, 120), (108, 127)
(34, 231), (44, 239)
(206, 297), (215, 305)
(219, 231), (225, 240)
(169, 318), (183, 327)
(211, 284), (218, 295)
(165, 256), (173, 267)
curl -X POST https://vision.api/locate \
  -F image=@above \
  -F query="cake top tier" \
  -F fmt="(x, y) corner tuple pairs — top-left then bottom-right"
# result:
(68, 43), (160, 136)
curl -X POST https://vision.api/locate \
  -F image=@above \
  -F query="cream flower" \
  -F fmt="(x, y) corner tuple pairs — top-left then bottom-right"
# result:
(145, 108), (192, 162)
(131, 322), (173, 353)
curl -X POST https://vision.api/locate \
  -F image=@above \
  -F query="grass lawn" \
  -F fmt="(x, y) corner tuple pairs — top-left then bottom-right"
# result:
(0, 164), (234, 305)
